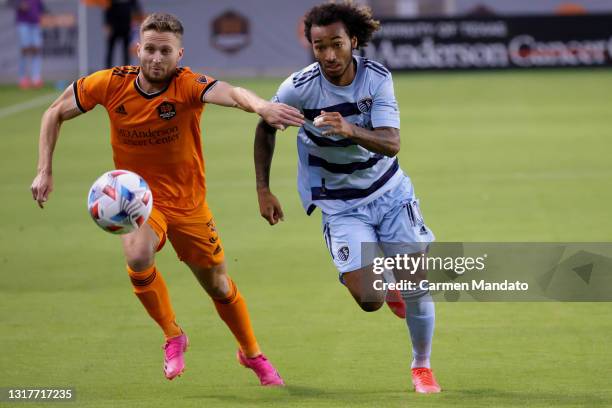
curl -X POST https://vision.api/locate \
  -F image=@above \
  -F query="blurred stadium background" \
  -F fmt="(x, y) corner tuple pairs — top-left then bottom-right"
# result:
(1, 1), (612, 407)
(2, 0), (612, 81)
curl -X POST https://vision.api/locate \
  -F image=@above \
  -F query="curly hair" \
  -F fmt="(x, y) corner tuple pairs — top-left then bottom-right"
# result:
(303, 1), (380, 49)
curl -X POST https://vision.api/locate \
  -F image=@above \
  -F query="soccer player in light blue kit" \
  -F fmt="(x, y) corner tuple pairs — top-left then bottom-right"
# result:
(254, 2), (441, 393)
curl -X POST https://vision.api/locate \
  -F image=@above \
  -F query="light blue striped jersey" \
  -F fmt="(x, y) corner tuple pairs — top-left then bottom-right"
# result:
(274, 55), (406, 216)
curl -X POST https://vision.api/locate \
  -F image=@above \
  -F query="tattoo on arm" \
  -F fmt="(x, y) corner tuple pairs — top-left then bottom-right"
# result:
(254, 119), (277, 191)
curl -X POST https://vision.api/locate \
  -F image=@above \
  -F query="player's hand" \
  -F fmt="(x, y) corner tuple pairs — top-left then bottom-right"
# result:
(30, 172), (53, 209)
(259, 102), (304, 131)
(313, 111), (354, 138)
(257, 189), (284, 225)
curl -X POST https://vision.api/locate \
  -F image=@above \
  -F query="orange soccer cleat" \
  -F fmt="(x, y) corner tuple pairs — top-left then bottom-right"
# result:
(411, 367), (442, 393)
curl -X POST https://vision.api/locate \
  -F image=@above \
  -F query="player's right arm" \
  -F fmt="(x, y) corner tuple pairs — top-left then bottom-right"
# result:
(30, 85), (83, 208)
(253, 76), (301, 225)
(203, 81), (304, 130)
(254, 119), (283, 225)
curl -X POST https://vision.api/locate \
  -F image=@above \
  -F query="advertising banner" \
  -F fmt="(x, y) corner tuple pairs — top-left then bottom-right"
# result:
(362, 14), (612, 70)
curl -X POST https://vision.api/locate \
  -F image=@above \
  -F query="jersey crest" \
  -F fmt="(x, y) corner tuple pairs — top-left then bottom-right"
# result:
(157, 102), (176, 120)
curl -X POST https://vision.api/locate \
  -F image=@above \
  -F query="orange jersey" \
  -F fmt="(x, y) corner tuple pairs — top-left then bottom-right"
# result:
(73, 66), (217, 213)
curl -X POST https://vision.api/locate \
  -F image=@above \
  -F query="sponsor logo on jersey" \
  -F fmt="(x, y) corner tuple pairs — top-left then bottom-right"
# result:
(117, 126), (180, 146)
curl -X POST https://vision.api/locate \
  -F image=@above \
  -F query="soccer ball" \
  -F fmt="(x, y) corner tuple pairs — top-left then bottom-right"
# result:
(87, 170), (153, 234)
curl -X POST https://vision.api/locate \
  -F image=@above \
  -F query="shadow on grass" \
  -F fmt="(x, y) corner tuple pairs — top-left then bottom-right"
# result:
(184, 385), (611, 407)
(449, 388), (611, 407)
(185, 384), (415, 406)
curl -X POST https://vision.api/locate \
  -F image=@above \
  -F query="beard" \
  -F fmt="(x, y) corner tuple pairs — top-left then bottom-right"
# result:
(141, 66), (175, 84)
(322, 58), (355, 82)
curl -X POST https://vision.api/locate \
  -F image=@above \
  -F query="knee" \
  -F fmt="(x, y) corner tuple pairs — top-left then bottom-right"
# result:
(189, 263), (230, 299)
(204, 270), (229, 298)
(207, 283), (229, 299)
(357, 301), (384, 312)
(126, 253), (154, 272)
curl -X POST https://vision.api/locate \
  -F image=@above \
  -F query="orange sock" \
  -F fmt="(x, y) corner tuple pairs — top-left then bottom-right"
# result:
(127, 265), (182, 339)
(213, 277), (261, 358)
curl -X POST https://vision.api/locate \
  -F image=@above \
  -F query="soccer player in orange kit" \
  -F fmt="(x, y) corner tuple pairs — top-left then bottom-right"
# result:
(30, 12), (304, 385)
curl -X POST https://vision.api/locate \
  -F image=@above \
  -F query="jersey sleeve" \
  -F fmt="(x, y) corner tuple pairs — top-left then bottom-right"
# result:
(272, 75), (301, 109)
(371, 74), (400, 129)
(182, 71), (217, 105)
(73, 69), (113, 113)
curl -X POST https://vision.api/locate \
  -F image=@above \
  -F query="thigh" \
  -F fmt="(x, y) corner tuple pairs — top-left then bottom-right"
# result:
(166, 203), (224, 269)
(30, 24), (42, 49)
(377, 179), (435, 255)
(322, 209), (379, 277)
(108, 31), (120, 48)
(17, 24), (32, 48)
(342, 264), (386, 306)
(323, 210), (385, 307)
(120, 32), (130, 47)
(375, 181), (435, 284)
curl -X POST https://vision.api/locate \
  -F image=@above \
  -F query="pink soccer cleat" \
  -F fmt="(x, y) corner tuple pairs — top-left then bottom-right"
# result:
(19, 78), (31, 89)
(385, 289), (406, 319)
(411, 367), (442, 393)
(237, 349), (285, 386)
(163, 333), (188, 380)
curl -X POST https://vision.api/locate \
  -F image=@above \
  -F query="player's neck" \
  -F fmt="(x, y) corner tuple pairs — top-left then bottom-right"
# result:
(323, 59), (356, 87)
(136, 73), (170, 94)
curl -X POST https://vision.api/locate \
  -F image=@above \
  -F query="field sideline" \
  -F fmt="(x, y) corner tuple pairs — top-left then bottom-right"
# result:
(1, 70), (611, 407)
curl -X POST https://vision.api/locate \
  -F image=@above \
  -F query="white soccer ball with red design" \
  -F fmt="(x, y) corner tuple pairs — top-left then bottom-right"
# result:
(87, 170), (153, 234)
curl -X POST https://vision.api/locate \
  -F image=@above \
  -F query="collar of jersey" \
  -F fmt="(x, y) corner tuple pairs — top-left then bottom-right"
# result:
(134, 75), (171, 99)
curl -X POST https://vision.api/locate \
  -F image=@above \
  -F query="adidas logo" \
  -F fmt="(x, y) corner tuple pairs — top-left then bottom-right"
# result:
(114, 104), (128, 115)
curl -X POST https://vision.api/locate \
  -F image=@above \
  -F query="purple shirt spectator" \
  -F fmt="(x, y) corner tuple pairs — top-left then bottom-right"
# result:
(12, 0), (46, 86)
(14, 0), (45, 24)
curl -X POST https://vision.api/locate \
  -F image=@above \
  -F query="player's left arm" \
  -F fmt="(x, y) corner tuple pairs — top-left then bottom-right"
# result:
(314, 114), (400, 157)
(203, 81), (304, 130)
(314, 73), (401, 157)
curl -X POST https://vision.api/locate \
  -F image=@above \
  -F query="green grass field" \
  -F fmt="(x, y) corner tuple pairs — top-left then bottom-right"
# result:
(1, 70), (612, 407)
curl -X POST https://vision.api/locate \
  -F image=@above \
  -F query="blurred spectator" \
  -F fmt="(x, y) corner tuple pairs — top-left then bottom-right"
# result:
(10, 0), (46, 89)
(465, 4), (497, 16)
(556, 3), (587, 15)
(104, 0), (142, 68)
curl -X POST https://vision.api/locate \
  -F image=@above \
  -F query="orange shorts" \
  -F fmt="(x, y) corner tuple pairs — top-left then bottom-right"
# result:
(146, 202), (224, 268)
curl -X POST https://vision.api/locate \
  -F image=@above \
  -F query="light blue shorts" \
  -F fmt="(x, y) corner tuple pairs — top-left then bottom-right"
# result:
(17, 23), (43, 48)
(321, 174), (435, 275)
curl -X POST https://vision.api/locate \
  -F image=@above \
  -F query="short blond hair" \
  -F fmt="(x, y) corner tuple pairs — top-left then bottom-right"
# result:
(140, 13), (184, 38)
